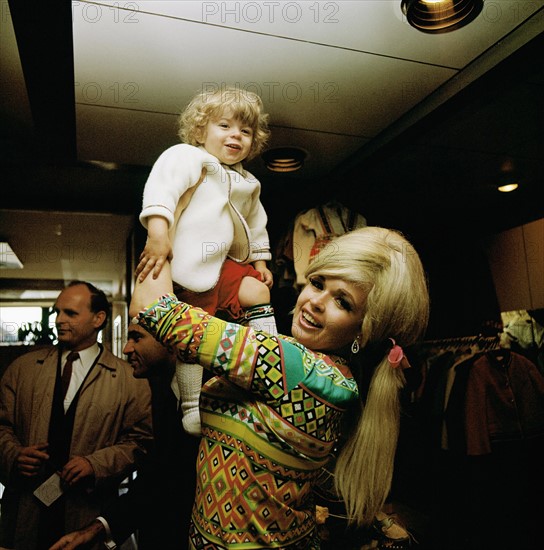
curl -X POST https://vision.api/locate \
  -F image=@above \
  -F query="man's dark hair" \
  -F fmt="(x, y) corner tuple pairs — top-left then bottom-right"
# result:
(66, 280), (110, 331)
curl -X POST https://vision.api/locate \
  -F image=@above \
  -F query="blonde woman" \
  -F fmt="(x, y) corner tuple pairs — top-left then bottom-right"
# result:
(130, 226), (430, 549)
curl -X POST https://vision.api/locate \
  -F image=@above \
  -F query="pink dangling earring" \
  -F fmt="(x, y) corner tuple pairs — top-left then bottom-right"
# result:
(351, 338), (360, 354)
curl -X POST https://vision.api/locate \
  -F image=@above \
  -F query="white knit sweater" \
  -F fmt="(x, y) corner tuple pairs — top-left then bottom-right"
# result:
(140, 144), (271, 292)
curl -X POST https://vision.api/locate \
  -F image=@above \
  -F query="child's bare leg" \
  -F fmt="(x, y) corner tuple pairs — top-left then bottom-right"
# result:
(238, 276), (278, 336)
(129, 261), (173, 318)
(239, 276), (270, 307)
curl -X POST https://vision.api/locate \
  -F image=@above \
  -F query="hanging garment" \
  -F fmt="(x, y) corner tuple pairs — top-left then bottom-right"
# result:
(464, 350), (544, 455)
(292, 202), (367, 287)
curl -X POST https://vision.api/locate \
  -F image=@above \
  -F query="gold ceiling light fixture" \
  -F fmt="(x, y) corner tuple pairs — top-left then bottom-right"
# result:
(401, 0), (484, 34)
(262, 147), (307, 173)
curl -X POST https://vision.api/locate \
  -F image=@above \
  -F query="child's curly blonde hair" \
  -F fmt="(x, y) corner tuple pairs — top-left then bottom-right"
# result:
(178, 87), (271, 161)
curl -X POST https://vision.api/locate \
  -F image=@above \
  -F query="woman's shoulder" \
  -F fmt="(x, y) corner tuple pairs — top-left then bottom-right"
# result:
(284, 337), (347, 368)
(283, 338), (358, 392)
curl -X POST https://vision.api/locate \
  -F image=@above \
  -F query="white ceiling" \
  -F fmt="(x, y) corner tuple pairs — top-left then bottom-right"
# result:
(1, 0), (543, 303)
(0, 209), (133, 303)
(69, 0), (543, 177)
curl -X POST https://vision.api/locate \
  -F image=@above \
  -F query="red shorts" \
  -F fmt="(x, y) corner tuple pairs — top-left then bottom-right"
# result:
(173, 258), (262, 321)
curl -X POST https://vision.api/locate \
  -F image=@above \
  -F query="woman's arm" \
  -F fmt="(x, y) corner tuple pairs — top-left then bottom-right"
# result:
(135, 294), (358, 406)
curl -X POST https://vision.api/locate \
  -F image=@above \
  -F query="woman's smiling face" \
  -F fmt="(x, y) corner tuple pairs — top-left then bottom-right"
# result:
(291, 275), (368, 353)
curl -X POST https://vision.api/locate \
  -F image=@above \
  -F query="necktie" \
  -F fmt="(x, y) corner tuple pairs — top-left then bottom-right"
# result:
(61, 351), (79, 398)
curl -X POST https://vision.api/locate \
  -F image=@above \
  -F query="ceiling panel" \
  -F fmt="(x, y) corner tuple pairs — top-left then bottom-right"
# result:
(0, 210), (134, 301)
(91, 0), (543, 66)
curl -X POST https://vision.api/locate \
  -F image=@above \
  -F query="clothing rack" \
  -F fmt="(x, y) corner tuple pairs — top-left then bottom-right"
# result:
(421, 334), (501, 353)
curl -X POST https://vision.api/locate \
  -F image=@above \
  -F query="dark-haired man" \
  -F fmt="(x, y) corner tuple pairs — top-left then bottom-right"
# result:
(49, 322), (200, 549)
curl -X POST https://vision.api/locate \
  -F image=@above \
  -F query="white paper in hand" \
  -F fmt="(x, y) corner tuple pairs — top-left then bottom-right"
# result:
(33, 472), (64, 506)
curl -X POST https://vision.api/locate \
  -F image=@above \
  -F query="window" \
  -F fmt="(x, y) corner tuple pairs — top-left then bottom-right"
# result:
(0, 306), (57, 345)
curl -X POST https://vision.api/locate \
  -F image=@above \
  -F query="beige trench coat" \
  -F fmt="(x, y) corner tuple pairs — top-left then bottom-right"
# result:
(0, 345), (153, 549)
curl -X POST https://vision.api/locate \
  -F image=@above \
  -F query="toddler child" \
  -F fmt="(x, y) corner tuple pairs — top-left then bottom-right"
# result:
(130, 87), (278, 435)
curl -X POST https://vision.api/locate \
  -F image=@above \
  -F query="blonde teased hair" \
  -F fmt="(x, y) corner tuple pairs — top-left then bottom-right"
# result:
(178, 87), (271, 161)
(306, 226), (430, 526)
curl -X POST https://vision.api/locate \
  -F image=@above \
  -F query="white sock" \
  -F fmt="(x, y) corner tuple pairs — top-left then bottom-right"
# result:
(245, 304), (278, 336)
(175, 360), (203, 436)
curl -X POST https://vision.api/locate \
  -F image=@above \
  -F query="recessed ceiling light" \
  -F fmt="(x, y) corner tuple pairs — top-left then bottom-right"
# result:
(262, 147), (307, 173)
(401, 0), (483, 34)
(497, 183), (519, 193)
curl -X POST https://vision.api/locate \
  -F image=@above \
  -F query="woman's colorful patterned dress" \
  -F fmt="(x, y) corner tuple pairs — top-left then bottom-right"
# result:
(138, 294), (358, 549)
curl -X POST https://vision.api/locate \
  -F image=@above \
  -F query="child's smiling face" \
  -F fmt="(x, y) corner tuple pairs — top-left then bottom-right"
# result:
(201, 110), (254, 165)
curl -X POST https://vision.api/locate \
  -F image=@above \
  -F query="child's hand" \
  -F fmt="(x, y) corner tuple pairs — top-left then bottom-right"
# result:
(254, 264), (274, 289)
(136, 237), (172, 282)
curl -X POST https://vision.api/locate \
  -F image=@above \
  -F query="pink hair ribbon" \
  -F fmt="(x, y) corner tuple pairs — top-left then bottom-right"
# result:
(388, 338), (411, 370)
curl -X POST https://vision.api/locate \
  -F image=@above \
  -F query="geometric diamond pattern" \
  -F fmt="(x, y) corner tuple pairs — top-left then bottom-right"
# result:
(142, 297), (359, 549)
(190, 427), (316, 548)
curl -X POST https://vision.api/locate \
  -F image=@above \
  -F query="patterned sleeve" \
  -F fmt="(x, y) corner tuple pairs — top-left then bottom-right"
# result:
(136, 294), (357, 406)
